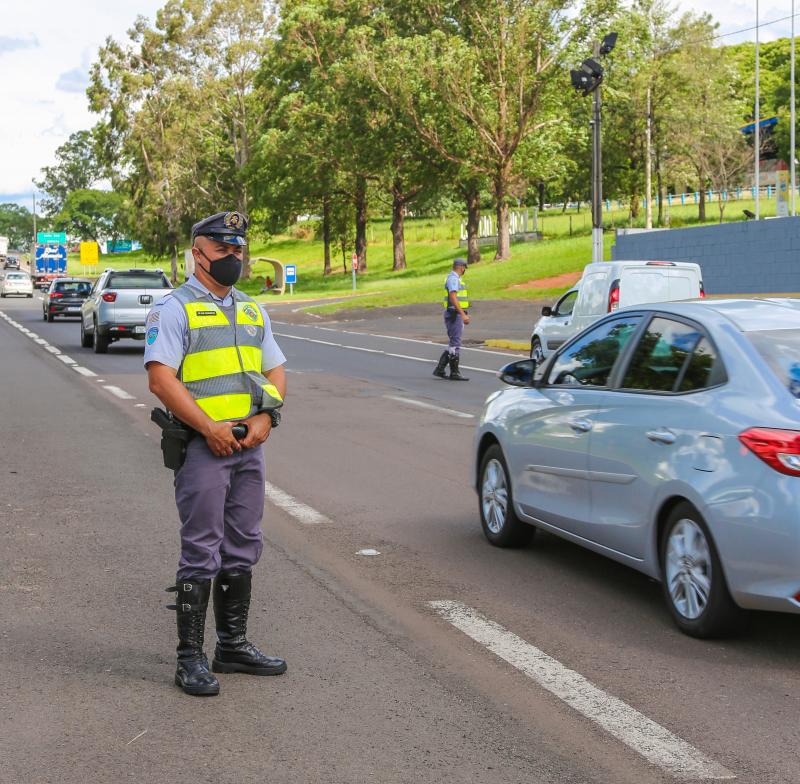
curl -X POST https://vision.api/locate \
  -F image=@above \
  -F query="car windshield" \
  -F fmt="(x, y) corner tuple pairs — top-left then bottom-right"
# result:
(55, 281), (91, 295)
(107, 272), (169, 289)
(746, 329), (800, 398)
(7, 273), (27, 280)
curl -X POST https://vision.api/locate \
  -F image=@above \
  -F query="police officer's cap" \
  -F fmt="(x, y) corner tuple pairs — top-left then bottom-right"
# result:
(453, 257), (468, 268)
(191, 211), (248, 246)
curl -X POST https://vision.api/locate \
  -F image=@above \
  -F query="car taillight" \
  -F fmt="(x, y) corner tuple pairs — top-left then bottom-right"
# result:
(102, 292), (117, 302)
(50, 291), (63, 299)
(739, 428), (800, 476)
(699, 282), (706, 299)
(608, 279), (620, 312)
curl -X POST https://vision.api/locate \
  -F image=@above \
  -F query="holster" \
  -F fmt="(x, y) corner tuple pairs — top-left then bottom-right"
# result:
(151, 408), (195, 470)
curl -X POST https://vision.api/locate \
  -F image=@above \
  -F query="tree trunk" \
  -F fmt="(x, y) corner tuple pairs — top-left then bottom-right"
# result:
(538, 181), (545, 211)
(170, 238), (178, 285)
(493, 175), (510, 261)
(239, 184), (251, 280)
(341, 237), (347, 274)
(465, 186), (481, 265)
(391, 182), (406, 271)
(322, 197), (331, 276)
(355, 175), (367, 272)
(656, 147), (665, 226)
(698, 175), (706, 221)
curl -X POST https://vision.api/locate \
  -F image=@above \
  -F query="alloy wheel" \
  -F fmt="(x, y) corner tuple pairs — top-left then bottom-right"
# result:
(665, 518), (712, 620)
(481, 459), (508, 534)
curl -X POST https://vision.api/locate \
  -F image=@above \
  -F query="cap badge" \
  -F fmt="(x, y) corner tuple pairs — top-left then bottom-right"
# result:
(224, 211), (243, 229)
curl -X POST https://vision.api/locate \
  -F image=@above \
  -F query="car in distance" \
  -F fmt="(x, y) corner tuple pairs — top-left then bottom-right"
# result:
(477, 298), (800, 638)
(3, 255), (20, 270)
(80, 268), (172, 353)
(43, 277), (92, 322)
(0, 270), (33, 297)
(530, 260), (703, 362)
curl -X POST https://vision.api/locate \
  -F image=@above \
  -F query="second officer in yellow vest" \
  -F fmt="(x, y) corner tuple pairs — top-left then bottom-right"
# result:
(144, 211), (287, 696)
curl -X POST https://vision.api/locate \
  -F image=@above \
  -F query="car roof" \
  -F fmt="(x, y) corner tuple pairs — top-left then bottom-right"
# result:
(54, 277), (91, 282)
(622, 298), (800, 332)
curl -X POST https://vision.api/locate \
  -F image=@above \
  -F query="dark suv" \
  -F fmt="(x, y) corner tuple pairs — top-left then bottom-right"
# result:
(43, 278), (92, 322)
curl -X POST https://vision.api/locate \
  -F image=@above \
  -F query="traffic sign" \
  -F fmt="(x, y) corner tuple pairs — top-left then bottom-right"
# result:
(285, 264), (297, 284)
(351, 253), (358, 271)
(37, 231), (66, 244)
(80, 241), (99, 266)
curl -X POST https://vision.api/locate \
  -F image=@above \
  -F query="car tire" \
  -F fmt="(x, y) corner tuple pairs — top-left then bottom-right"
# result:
(530, 337), (544, 363)
(479, 444), (534, 548)
(93, 321), (109, 354)
(46, 312), (54, 322)
(659, 502), (745, 638)
(80, 319), (92, 348)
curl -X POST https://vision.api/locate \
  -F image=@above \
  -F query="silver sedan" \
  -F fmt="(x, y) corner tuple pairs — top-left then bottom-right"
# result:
(474, 299), (800, 637)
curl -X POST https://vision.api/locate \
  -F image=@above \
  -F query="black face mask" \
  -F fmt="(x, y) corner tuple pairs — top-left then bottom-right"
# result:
(198, 249), (242, 286)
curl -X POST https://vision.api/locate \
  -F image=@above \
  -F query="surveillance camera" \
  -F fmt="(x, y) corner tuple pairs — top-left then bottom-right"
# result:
(600, 32), (618, 55)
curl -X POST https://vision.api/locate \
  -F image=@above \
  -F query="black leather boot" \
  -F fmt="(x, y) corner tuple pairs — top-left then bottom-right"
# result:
(211, 571), (287, 676)
(448, 353), (469, 381)
(167, 579), (220, 696)
(432, 350), (450, 378)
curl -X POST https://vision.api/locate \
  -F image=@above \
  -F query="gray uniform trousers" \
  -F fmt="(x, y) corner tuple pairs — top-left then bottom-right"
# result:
(174, 437), (265, 580)
(444, 309), (464, 354)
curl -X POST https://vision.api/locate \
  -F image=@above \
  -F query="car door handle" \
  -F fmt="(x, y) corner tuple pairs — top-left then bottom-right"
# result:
(647, 429), (676, 445)
(569, 418), (593, 433)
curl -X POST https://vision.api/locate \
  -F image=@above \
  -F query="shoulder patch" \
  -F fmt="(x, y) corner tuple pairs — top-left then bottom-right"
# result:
(146, 326), (159, 345)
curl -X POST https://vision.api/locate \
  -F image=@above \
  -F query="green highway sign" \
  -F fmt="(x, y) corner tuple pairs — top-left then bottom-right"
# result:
(37, 231), (67, 244)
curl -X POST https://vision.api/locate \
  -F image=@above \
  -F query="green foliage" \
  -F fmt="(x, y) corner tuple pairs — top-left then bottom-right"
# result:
(0, 204), (35, 250)
(54, 189), (127, 242)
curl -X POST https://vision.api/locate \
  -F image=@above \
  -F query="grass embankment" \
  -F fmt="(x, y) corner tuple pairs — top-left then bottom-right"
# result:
(56, 195), (771, 315)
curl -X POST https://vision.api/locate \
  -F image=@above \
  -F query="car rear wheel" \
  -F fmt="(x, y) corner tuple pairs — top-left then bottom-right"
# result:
(80, 319), (92, 348)
(479, 444), (534, 548)
(659, 502), (744, 638)
(530, 337), (544, 363)
(46, 312), (54, 322)
(93, 321), (109, 354)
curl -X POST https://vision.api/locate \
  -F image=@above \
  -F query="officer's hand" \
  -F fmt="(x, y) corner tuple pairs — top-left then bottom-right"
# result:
(203, 420), (241, 457)
(462, 313), (470, 325)
(239, 413), (272, 449)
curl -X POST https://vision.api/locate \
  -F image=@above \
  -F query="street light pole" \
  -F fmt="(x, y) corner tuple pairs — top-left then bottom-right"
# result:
(755, 0), (761, 219)
(591, 40), (603, 263)
(792, 0), (796, 216)
(32, 185), (37, 257)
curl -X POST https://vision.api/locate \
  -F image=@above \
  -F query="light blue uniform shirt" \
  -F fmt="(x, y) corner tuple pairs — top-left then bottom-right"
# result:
(445, 271), (464, 310)
(143, 275), (286, 372)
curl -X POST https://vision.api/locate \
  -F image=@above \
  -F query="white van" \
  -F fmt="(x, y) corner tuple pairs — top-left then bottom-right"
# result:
(530, 260), (703, 361)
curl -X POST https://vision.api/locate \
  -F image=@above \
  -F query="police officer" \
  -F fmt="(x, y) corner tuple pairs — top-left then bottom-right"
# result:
(433, 257), (469, 381)
(144, 211), (287, 696)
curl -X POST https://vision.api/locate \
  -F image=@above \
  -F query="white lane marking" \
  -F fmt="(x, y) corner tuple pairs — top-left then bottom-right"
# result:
(57, 354), (77, 365)
(103, 385), (135, 400)
(44, 345), (61, 354)
(357, 548), (381, 556)
(384, 395), (475, 419)
(34, 338), (48, 345)
(274, 323), (521, 358)
(429, 601), (734, 780)
(72, 366), (97, 377)
(275, 332), (496, 375)
(264, 482), (330, 525)
(26, 331), (39, 339)
(134, 403), (147, 408)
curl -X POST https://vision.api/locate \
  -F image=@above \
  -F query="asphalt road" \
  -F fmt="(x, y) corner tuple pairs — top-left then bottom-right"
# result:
(1, 294), (798, 784)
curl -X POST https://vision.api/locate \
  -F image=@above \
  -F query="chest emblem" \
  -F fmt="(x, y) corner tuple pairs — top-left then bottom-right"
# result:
(245, 325), (258, 337)
(242, 304), (259, 322)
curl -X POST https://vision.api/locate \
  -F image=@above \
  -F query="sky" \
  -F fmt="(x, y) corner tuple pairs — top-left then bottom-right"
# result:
(0, 0), (796, 209)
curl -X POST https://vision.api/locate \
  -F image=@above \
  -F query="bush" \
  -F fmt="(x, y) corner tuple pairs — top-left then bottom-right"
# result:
(288, 220), (318, 240)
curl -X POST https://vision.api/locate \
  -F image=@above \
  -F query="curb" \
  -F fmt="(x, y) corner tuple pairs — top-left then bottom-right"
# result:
(484, 339), (530, 351)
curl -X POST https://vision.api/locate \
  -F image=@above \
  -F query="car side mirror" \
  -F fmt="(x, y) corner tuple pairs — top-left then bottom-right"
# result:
(541, 305), (553, 317)
(498, 359), (536, 387)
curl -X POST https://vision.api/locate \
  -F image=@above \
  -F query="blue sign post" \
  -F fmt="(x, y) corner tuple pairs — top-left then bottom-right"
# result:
(285, 264), (297, 295)
(34, 244), (67, 274)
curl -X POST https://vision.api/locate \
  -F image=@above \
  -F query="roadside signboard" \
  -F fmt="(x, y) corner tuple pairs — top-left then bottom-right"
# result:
(777, 169), (790, 218)
(37, 231), (67, 244)
(285, 264), (297, 284)
(107, 239), (133, 253)
(80, 241), (99, 266)
(34, 244), (67, 273)
(351, 252), (358, 271)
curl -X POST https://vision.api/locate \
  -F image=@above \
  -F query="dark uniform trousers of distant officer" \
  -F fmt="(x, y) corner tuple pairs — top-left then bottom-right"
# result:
(433, 258), (469, 381)
(144, 210), (287, 696)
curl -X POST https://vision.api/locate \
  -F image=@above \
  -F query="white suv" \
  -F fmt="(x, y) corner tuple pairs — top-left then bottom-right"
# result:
(530, 260), (703, 361)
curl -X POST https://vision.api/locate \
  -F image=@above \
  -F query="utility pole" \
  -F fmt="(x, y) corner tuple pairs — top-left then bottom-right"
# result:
(789, 0), (797, 215)
(645, 85), (653, 230)
(32, 186), (37, 259)
(755, 0), (761, 219)
(591, 40), (603, 263)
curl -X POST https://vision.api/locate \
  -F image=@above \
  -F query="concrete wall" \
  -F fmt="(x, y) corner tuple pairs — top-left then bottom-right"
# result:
(611, 216), (800, 294)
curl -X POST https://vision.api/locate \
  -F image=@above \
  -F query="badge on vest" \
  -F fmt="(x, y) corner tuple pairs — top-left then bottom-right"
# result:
(242, 304), (259, 322)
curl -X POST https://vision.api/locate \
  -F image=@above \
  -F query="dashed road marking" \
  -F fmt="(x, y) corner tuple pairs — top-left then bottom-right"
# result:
(72, 366), (97, 377)
(264, 482), (330, 525)
(103, 385), (135, 400)
(56, 354), (77, 365)
(429, 600), (734, 780)
(383, 395), (475, 419)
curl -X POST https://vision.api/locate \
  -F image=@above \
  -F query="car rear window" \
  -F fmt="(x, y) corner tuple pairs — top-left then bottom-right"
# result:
(746, 329), (800, 398)
(7, 272), (28, 280)
(106, 272), (170, 289)
(55, 281), (92, 295)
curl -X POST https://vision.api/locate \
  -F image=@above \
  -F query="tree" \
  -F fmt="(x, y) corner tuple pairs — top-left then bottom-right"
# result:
(362, 0), (606, 260)
(35, 131), (102, 215)
(53, 189), (127, 242)
(0, 204), (35, 250)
